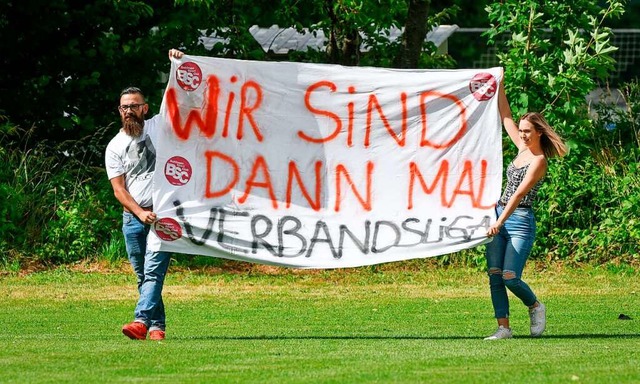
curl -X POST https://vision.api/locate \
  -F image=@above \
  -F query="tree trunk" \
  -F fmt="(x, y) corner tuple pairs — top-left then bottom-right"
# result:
(395, 0), (431, 69)
(324, 0), (361, 66)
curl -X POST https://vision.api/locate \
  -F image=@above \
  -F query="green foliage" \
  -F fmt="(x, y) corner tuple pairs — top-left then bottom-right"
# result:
(320, 0), (458, 69)
(361, 3), (460, 69)
(530, 81), (640, 264)
(486, 0), (624, 130)
(0, 126), (61, 260)
(1, 1), (638, 268)
(100, 236), (127, 266)
(0, 1), (213, 144)
(0, 123), (121, 264)
(38, 185), (117, 263)
(177, 0), (457, 68)
(1, 0), (459, 151)
(486, 0), (638, 265)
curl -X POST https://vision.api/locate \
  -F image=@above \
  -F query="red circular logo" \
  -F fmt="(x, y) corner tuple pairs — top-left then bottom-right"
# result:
(164, 156), (192, 186)
(176, 62), (203, 91)
(154, 218), (182, 241)
(469, 73), (498, 101)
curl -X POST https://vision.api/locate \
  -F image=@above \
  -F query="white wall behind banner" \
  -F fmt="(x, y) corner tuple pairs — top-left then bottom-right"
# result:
(147, 56), (504, 269)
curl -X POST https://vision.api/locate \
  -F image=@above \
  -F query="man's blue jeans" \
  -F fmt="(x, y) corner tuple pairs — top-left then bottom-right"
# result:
(485, 204), (538, 319)
(122, 212), (171, 331)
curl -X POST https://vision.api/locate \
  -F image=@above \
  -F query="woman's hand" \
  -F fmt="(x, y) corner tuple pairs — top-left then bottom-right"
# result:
(487, 223), (502, 237)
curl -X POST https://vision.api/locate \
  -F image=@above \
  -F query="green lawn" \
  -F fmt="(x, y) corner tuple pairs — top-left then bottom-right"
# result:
(0, 263), (638, 383)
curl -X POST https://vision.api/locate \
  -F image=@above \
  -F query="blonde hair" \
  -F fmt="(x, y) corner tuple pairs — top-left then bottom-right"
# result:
(521, 112), (568, 158)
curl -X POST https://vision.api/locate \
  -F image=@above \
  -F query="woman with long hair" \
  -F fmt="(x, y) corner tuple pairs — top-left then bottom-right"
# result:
(483, 82), (568, 340)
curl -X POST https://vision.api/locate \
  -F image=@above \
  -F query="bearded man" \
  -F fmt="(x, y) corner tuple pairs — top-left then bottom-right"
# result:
(104, 48), (183, 341)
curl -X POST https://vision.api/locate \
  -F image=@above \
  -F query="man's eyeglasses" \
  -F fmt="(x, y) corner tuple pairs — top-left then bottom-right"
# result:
(118, 103), (145, 113)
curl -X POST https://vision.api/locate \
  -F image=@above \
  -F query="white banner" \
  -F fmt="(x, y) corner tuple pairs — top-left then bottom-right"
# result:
(147, 56), (503, 268)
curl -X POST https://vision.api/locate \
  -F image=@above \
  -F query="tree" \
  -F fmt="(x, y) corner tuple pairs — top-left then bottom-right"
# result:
(0, 0), (458, 153)
(486, 0), (637, 263)
(0, 1), (213, 144)
(177, 0), (457, 68)
(394, 0), (431, 68)
(486, 0), (625, 133)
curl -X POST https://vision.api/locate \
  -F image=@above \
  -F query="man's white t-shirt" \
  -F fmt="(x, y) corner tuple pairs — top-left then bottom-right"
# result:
(105, 115), (162, 208)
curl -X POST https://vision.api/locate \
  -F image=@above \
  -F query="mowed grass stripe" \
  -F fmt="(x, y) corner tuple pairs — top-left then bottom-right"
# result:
(0, 266), (638, 383)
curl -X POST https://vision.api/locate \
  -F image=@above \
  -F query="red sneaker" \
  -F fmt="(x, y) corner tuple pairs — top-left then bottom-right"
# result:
(122, 322), (147, 340)
(149, 330), (166, 340)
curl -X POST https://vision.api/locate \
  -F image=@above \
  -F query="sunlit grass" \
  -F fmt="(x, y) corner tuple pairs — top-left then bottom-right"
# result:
(0, 264), (638, 383)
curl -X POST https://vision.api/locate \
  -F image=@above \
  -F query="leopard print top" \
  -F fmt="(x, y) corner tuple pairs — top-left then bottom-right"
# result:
(498, 159), (543, 208)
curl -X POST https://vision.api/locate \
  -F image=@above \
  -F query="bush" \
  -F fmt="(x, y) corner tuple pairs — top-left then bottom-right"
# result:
(37, 183), (120, 263)
(0, 122), (120, 265)
(533, 81), (640, 264)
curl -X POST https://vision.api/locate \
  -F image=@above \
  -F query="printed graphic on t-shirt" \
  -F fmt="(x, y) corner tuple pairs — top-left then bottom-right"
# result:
(126, 135), (156, 180)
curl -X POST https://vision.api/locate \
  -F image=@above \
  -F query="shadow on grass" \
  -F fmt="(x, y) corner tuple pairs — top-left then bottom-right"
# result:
(177, 334), (640, 341)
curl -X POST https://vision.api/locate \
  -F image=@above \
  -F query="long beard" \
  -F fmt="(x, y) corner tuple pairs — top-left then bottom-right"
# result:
(122, 114), (144, 138)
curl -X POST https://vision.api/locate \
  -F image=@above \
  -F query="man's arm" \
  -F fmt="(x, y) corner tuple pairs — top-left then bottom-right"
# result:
(110, 175), (157, 224)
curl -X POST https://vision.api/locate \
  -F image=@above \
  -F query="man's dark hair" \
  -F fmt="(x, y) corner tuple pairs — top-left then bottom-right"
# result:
(120, 86), (145, 99)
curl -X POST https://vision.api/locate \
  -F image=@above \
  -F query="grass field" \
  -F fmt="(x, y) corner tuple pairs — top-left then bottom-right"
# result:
(0, 262), (638, 383)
